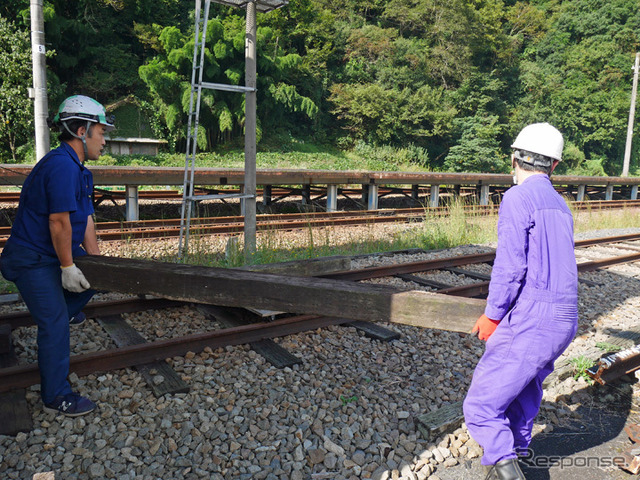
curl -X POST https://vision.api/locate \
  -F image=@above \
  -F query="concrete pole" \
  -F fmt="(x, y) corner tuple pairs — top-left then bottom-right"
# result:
(30, 0), (50, 162)
(243, 1), (257, 260)
(622, 52), (640, 177)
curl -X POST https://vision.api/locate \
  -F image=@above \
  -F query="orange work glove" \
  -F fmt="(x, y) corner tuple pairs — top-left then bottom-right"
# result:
(471, 314), (500, 341)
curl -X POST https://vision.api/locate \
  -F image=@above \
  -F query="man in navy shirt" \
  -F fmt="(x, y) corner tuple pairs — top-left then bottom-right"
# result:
(1, 95), (114, 417)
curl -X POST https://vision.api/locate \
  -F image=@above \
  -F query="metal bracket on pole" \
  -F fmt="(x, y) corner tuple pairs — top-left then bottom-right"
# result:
(125, 185), (139, 221)
(367, 184), (379, 210)
(605, 185), (614, 201)
(327, 185), (338, 212)
(479, 184), (490, 206)
(201, 82), (257, 93)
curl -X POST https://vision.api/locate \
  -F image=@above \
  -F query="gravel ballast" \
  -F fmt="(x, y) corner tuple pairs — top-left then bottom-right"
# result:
(2, 228), (640, 479)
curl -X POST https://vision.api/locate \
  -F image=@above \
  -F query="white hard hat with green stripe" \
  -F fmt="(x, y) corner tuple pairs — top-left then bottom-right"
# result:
(53, 95), (115, 130)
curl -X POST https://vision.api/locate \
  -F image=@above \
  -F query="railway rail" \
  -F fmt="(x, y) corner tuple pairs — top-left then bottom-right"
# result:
(1, 199), (639, 247)
(2, 232), (640, 397)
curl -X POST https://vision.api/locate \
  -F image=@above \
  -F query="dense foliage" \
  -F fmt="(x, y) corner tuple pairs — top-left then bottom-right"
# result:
(0, 16), (33, 161)
(1, 0), (639, 175)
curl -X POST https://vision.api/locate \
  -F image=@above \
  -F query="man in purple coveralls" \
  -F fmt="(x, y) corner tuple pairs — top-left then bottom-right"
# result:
(462, 123), (578, 480)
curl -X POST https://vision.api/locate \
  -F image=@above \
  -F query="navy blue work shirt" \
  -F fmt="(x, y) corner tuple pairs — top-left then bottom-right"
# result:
(9, 142), (94, 258)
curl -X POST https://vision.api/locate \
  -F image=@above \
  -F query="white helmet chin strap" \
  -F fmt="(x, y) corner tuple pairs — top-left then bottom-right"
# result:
(62, 120), (92, 161)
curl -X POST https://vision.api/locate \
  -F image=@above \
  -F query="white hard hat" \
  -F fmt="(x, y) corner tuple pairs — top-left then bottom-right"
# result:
(53, 95), (115, 131)
(511, 122), (563, 161)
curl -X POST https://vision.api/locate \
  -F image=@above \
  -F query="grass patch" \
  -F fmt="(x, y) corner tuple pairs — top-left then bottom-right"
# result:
(569, 355), (595, 382)
(170, 196), (639, 270)
(90, 141), (432, 173)
(170, 199), (498, 268)
(573, 205), (640, 233)
(595, 342), (622, 353)
(0, 276), (18, 294)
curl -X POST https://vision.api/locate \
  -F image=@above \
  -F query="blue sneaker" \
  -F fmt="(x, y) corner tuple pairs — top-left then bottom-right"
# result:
(44, 393), (96, 417)
(69, 312), (86, 326)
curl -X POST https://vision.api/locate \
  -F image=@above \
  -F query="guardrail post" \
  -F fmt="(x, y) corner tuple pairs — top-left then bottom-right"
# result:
(263, 185), (272, 206)
(368, 184), (379, 210)
(301, 185), (311, 205)
(125, 185), (139, 221)
(606, 185), (614, 201)
(411, 185), (419, 204)
(327, 184), (338, 212)
(479, 185), (490, 206)
(577, 185), (586, 202)
(430, 185), (440, 208)
(632, 185), (638, 200)
(361, 184), (369, 205)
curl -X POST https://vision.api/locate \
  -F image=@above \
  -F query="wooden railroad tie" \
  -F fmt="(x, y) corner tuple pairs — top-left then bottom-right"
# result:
(244, 256), (402, 342)
(415, 401), (464, 442)
(0, 323), (33, 436)
(97, 314), (190, 397)
(74, 255), (486, 333)
(197, 305), (302, 369)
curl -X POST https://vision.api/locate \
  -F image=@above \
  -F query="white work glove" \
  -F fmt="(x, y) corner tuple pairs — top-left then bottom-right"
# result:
(61, 263), (91, 293)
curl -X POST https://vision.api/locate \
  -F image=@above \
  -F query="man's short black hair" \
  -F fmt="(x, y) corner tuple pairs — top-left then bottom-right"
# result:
(58, 120), (94, 142)
(513, 149), (554, 175)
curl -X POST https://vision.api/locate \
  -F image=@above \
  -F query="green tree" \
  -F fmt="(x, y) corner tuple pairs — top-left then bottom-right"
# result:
(139, 14), (319, 151)
(42, 0), (193, 104)
(513, 0), (640, 175)
(329, 82), (455, 146)
(0, 17), (33, 161)
(444, 115), (508, 172)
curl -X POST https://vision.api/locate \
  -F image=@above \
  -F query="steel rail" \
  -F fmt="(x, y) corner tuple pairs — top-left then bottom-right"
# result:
(587, 344), (640, 385)
(320, 232), (640, 283)
(3, 199), (638, 246)
(0, 297), (181, 330)
(0, 186), (435, 203)
(90, 195), (640, 232)
(0, 314), (348, 392)
(436, 250), (640, 298)
(2, 233), (640, 391)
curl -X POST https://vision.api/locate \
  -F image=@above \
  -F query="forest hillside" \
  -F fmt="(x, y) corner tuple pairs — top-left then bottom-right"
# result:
(0, 0), (638, 175)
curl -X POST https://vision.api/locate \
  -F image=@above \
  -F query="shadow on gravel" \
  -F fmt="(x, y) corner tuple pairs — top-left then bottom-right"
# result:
(437, 381), (635, 480)
(521, 384), (633, 480)
(518, 265), (640, 479)
(437, 264), (640, 480)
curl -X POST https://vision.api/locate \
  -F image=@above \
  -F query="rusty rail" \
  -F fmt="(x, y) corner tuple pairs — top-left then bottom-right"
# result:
(1, 200), (640, 246)
(587, 344), (640, 385)
(0, 297), (181, 329)
(3, 232), (640, 391)
(0, 314), (348, 392)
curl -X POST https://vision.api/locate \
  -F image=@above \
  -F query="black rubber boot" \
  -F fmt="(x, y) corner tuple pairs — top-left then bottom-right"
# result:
(484, 458), (526, 480)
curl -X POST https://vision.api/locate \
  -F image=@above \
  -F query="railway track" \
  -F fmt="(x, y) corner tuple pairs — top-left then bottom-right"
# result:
(1, 199), (639, 247)
(0, 186), (466, 204)
(2, 232), (640, 396)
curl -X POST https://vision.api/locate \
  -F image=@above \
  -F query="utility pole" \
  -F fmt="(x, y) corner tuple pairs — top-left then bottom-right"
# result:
(243, 0), (257, 259)
(30, 0), (49, 162)
(178, 0), (285, 260)
(622, 52), (639, 177)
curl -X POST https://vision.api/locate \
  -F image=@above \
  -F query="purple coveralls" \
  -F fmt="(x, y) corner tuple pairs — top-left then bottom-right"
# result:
(463, 174), (578, 466)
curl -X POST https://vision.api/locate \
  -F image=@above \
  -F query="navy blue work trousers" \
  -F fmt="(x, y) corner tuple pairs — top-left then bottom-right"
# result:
(0, 241), (94, 404)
